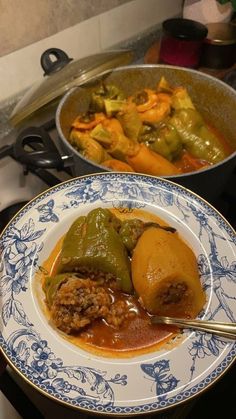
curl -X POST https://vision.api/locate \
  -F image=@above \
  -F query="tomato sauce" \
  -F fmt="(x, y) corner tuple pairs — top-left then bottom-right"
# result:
(174, 122), (233, 173)
(78, 301), (176, 354)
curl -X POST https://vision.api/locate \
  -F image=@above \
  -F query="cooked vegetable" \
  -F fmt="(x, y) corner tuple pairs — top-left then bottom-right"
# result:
(119, 219), (146, 253)
(102, 159), (134, 172)
(157, 76), (174, 93)
(102, 117), (124, 134)
(170, 108), (227, 164)
(90, 84), (125, 112)
(101, 98), (142, 140)
(91, 123), (179, 175)
(69, 129), (110, 163)
(104, 99), (127, 117)
(119, 219), (176, 253)
(117, 103), (142, 140)
(138, 101), (171, 123)
(42, 207), (206, 351)
(131, 227), (206, 318)
(127, 143), (180, 176)
(171, 87), (195, 110)
(139, 122), (183, 161)
(69, 76), (231, 176)
(91, 125), (138, 161)
(130, 88), (158, 112)
(90, 123), (113, 144)
(72, 112), (105, 130)
(57, 208), (133, 294)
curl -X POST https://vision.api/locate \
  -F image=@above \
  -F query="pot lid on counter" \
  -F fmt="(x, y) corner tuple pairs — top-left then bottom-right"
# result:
(10, 48), (134, 126)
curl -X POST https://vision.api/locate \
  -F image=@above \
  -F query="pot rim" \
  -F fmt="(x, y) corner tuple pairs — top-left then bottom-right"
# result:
(55, 63), (236, 179)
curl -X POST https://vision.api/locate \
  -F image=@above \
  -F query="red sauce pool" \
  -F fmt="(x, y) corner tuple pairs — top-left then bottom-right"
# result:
(78, 291), (176, 353)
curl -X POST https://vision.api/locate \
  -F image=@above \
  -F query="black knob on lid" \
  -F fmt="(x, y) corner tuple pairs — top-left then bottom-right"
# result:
(41, 48), (73, 76)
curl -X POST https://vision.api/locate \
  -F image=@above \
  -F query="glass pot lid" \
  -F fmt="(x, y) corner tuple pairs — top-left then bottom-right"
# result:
(10, 48), (134, 126)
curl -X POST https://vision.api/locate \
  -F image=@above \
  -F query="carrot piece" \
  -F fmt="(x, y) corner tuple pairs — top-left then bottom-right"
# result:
(127, 144), (180, 176)
(102, 159), (134, 172)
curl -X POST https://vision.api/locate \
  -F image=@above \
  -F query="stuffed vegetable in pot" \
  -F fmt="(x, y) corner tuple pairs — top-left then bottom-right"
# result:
(67, 77), (229, 176)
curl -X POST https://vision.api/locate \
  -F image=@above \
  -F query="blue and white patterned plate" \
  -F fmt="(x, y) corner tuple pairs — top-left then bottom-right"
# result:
(0, 173), (235, 415)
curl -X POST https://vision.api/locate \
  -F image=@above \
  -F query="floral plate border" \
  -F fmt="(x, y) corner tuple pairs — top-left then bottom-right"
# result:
(0, 173), (236, 416)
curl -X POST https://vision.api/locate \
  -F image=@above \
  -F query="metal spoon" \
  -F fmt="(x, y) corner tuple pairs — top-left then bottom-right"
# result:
(151, 316), (236, 340)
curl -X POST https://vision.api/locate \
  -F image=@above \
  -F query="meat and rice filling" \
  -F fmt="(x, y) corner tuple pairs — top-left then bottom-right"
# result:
(50, 277), (133, 334)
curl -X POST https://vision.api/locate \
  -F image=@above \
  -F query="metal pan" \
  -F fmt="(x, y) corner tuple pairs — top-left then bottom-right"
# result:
(14, 64), (236, 202)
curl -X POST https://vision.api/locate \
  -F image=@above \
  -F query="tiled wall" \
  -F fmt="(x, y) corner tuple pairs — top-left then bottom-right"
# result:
(0, 0), (183, 102)
(0, 0), (130, 57)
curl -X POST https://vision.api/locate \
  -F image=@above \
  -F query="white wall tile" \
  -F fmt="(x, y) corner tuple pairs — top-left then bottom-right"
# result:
(99, 0), (183, 49)
(0, 0), (183, 102)
(0, 16), (100, 103)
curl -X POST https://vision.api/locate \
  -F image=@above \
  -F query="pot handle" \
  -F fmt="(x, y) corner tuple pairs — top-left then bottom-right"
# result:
(41, 48), (73, 76)
(14, 126), (73, 170)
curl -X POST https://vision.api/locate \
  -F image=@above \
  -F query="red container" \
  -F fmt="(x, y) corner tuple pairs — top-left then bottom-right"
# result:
(159, 18), (208, 68)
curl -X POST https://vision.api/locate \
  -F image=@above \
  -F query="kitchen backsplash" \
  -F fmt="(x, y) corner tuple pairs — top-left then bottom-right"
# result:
(0, 0), (131, 57)
(0, 0), (183, 102)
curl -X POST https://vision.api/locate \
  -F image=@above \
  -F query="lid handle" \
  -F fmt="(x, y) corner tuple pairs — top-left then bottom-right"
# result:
(41, 48), (73, 76)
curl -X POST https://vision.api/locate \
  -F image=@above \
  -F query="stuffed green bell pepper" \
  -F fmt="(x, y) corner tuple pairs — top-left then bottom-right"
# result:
(170, 108), (227, 164)
(56, 208), (133, 294)
(138, 122), (183, 161)
(119, 219), (176, 253)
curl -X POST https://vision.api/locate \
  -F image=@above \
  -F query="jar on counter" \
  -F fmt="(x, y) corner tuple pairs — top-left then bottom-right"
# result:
(200, 22), (236, 68)
(159, 18), (208, 68)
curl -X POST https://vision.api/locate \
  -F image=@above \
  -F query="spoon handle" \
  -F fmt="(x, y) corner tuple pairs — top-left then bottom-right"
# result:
(151, 316), (236, 340)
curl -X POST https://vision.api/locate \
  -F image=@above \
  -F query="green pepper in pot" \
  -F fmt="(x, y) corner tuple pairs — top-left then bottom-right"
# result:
(170, 108), (227, 164)
(139, 122), (182, 161)
(56, 208), (133, 294)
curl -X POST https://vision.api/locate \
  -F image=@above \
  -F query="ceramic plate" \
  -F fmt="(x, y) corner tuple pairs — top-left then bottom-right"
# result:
(0, 173), (235, 415)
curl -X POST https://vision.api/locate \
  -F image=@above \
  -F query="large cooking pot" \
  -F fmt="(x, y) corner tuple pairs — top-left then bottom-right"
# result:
(15, 64), (236, 202)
